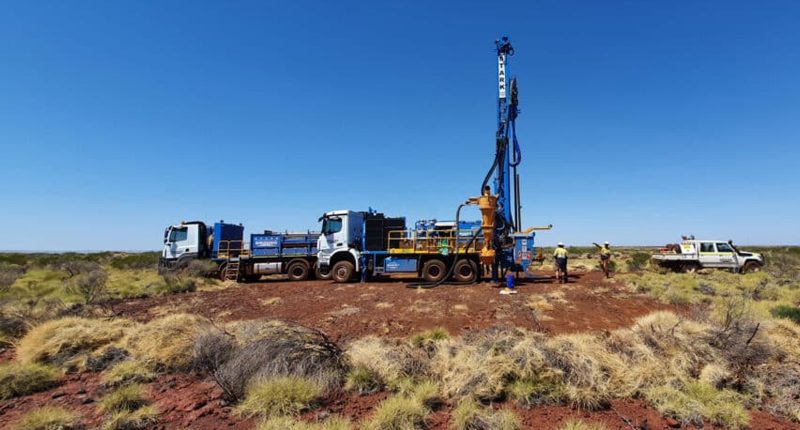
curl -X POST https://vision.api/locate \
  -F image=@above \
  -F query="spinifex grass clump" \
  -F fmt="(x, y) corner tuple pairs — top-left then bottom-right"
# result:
(17, 317), (135, 366)
(0, 362), (60, 400)
(236, 376), (322, 417)
(451, 399), (520, 430)
(12, 406), (79, 430)
(123, 313), (208, 370)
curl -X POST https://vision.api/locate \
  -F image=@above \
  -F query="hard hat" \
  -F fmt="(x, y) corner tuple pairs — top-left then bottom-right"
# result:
(604, 241), (609, 245)
(557, 242), (564, 246)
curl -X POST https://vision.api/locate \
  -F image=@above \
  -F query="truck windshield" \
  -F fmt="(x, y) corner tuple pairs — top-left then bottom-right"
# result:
(168, 227), (188, 243)
(322, 217), (342, 235)
(716, 243), (733, 253)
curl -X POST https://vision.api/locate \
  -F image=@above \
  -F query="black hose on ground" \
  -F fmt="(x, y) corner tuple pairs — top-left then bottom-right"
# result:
(406, 203), (483, 289)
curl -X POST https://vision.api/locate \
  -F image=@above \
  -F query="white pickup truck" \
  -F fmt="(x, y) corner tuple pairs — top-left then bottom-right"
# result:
(651, 239), (764, 273)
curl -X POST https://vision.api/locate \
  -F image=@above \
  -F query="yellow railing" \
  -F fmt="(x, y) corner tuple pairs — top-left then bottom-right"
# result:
(387, 229), (483, 255)
(215, 240), (250, 260)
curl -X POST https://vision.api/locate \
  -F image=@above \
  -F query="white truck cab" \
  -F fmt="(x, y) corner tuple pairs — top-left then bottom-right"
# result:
(652, 238), (764, 273)
(162, 221), (208, 265)
(317, 210), (364, 278)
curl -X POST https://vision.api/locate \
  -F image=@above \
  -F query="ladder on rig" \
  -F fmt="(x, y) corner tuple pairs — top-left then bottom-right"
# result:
(223, 260), (240, 281)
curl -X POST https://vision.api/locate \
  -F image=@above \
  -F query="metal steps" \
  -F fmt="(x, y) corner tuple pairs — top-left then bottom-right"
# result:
(224, 261), (240, 281)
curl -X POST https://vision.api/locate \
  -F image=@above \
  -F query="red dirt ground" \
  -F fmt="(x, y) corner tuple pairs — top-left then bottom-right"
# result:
(111, 271), (684, 341)
(2, 271), (798, 429)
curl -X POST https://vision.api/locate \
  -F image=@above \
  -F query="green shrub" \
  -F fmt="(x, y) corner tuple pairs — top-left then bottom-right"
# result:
(99, 383), (149, 413)
(626, 252), (651, 272)
(103, 405), (157, 430)
(155, 275), (197, 295)
(108, 253), (159, 270)
(0, 362), (60, 400)
(236, 376), (322, 417)
(771, 305), (800, 324)
(362, 394), (429, 430)
(12, 406), (79, 430)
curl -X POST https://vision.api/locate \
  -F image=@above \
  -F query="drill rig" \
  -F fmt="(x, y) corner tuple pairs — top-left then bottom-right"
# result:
(471, 36), (549, 281)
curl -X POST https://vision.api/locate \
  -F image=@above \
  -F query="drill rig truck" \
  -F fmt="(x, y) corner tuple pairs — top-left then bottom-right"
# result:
(317, 37), (550, 284)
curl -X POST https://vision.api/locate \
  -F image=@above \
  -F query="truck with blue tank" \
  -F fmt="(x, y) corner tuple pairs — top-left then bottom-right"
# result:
(158, 220), (325, 282)
(316, 209), (538, 284)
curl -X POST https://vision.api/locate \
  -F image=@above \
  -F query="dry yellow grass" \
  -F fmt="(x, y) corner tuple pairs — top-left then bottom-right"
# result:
(12, 406), (79, 430)
(17, 317), (136, 365)
(346, 336), (429, 387)
(123, 313), (208, 370)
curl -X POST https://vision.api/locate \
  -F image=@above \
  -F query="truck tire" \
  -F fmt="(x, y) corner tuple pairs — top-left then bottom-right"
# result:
(682, 262), (699, 274)
(741, 261), (762, 274)
(287, 261), (310, 281)
(422, 259), (447, 283)
(332, 261), (355, 283)
(217, 263), (228, 281)
(451, 259), (478, 283)
(315, 265), (332, 280)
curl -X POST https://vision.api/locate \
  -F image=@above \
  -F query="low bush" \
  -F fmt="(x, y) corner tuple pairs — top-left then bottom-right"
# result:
(12, 406), (79, 430)
(0, 362), (60, 400)
(625, 252), (651, 272)
(0, 263), (25, 291)
(771, 305), (800, 324)
(645, 381), (748, 429)
(108, 253), (159, 270)
(451, 399), (520, 430)
(103, 405), (157, 430)
(258, 415), (352, 430)
(102, 360), (155, 388)
(99, 383), (149, 414)
(195, 320), (347, 401)
(236, 376), (322, 417)
(69, 267), (108, 304)
(362, 394), (429, 430)
(344, 366), (382, 394)
(155, 275), (197, 295)
(409, 327), (449, 349)
(123, 313), (207, 370)
(185, 259), (219, 278)
(16, 317), (135, 366)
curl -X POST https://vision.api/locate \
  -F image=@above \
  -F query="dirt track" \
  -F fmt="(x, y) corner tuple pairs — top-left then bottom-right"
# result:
(112, 271), (681, 342)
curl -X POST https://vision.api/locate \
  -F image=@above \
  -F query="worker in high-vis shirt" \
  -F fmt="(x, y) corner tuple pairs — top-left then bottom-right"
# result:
(553, 242), (568, 283)
(593, 241), (612, 278)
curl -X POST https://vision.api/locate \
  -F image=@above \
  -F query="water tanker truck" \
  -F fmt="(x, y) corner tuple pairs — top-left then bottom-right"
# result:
(158, 220), (326, 281)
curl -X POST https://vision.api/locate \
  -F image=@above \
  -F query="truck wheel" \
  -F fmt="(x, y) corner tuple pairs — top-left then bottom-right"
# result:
(741, 261), (762, 274)
(217, 263), (228, 281)
(682, 263), (699, 274)
(332, 261), (355, 283)
(287, 261), (310, 281)
(422, 259), (447, 283)
(315, 265), (332, 280)
(452, 259), (478, 283)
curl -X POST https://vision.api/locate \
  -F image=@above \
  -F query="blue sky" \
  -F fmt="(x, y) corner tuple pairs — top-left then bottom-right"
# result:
(1, 1), (798, 251)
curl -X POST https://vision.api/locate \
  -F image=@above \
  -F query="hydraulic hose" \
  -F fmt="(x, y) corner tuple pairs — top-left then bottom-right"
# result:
(406, 203), (483, 289)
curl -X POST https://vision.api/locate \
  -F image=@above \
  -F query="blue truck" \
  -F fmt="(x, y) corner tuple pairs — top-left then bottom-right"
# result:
(158, 221), (326, 282)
